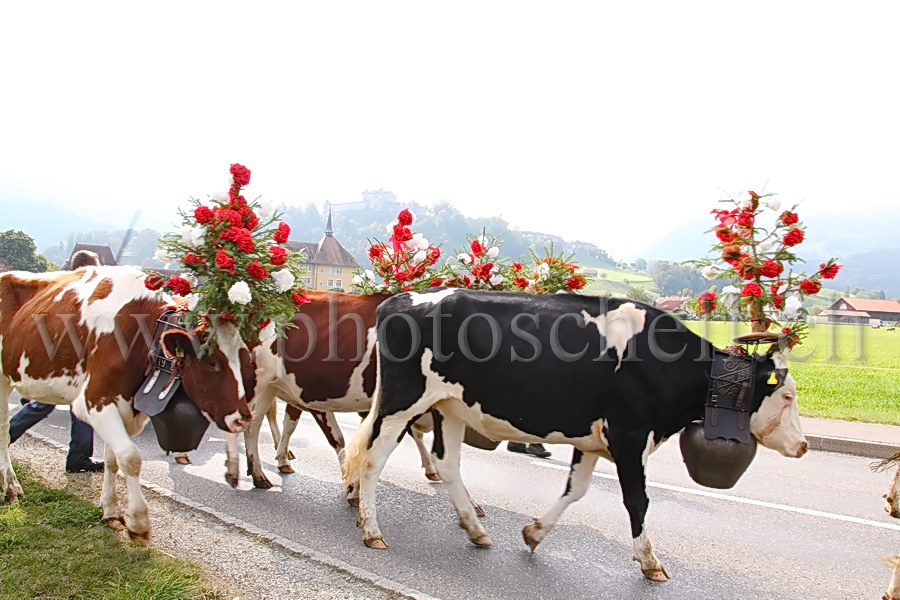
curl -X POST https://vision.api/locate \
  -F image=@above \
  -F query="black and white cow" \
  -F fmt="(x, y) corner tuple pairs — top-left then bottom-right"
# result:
(345, 288), (808, 581)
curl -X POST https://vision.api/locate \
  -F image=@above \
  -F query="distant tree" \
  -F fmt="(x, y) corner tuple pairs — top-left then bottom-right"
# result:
(647, 260), (709, 296)
(0, 230), (58, 272)
(599, 272), (608, 280)
(634, 257), (647, 271)
(625, 285), (652, 303)
(868, 289), (886, 300)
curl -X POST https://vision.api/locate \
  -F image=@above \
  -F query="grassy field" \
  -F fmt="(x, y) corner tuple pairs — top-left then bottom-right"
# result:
(685, 321), (900, 425)
(0, 463), (226, 600)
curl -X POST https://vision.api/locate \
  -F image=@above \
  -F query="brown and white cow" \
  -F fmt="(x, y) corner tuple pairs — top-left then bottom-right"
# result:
(235, 292), (442, 491)
(0, 266), (252, 543)
(873, 452), (900, 600)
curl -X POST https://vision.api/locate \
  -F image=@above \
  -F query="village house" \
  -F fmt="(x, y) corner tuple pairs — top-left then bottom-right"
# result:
(817, 297), (900, 327)
(285, 211), (357, 292)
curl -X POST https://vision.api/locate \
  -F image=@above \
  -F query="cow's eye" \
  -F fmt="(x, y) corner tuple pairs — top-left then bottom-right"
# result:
(783, 392), (795, 402)
(205, 360), (220, 371)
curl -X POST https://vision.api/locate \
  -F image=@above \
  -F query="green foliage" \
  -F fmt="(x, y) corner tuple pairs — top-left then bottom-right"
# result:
(0, 464), (227, 600)
(647, 260), (709, 296)
(0, 230), (58, 272)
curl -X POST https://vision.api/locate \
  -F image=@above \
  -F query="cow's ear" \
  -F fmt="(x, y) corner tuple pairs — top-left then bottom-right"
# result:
(161, 329), (200, 359)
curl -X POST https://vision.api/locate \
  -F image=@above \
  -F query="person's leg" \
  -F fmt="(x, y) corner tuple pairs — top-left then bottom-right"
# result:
(66, 409), (102, 471)
(9, 401), (56, 443)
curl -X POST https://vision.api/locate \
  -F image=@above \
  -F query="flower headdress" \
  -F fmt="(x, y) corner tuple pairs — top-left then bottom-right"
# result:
(149, 163), (310, 350)
(689, 190), (841, 348)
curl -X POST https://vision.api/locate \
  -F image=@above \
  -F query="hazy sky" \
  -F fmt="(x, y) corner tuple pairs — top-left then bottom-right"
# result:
(3, 2), (898, 258)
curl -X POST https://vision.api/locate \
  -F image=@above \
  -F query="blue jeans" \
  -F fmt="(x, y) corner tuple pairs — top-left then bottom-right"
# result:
(9, 402), (95, 467)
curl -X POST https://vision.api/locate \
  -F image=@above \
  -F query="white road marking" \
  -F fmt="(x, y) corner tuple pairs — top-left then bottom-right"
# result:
(535, 461), (900, 532)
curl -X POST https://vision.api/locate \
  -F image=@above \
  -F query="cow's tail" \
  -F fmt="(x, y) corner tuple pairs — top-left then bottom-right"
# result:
(871, 451), (900, 472)
(343, 408), (377, 491)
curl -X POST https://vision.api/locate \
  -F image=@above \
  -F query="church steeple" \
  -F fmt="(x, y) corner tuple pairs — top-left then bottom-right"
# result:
(324, 207), (334, 237)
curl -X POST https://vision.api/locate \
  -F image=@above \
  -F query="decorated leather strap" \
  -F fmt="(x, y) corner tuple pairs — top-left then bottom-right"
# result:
(704, 350), (758, 444)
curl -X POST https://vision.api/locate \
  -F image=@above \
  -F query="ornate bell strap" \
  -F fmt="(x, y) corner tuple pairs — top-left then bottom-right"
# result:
(704, 350), (759, 444)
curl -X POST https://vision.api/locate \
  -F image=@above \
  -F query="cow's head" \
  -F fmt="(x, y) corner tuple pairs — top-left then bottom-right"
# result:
(750, 351), (808, 458)
(160, 324), (252, 433)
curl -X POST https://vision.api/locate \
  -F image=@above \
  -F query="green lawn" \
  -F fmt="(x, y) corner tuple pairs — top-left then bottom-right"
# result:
(0, 463), (227, 600)
(685, 320), (900, 425)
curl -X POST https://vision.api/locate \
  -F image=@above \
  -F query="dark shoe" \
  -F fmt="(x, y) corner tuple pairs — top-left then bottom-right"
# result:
(527, 444), (551, 459)
(65, 460), (104, 473)
(507, 442), (529, 454)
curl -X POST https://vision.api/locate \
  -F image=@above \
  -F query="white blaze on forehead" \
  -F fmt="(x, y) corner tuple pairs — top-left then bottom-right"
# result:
(410, 288), (457, 306)
(214, 323), (247, 399)
(581, 303), (647, 371)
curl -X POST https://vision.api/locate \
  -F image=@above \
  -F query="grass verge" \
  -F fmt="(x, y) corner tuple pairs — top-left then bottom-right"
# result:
(0, 462), (228, 600)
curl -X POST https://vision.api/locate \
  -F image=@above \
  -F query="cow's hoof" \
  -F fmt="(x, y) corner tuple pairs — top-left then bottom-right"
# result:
(641, 567), (670, 582)
(278, 465), (295, 474)
(127, 528), (152, 546)
(225, 473), (239, 488)
(471, 535), (492, 547)
(522, 519), (543, 551)
(425, 471), (441, 482)
(103, 517), (126, 531)
(174, 456), (191, 465)
(474, 504), (486, 518)
(252, 475), (273, 490)
(3, 489), (23, 504)
(364, 537), (388, 549)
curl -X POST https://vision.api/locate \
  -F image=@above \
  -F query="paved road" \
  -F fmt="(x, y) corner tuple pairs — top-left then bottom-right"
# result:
(9, 399), (899, 600)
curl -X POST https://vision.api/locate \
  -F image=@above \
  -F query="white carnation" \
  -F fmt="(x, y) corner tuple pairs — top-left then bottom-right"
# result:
(722, 285), (741, 295)
(179, 225), (195, 246)
(783, 295), (803, 319)
(364, 269), (378, 282)
(257, 198), (275, 218)
(489, 273), (504, 286)
(487, 246), (500, 258)
(701, 265), (721, 279)
(413, 250), (427, 264)
(189, 226), (206, 247)
(538, 263), (551, 279)
(767, 197), (782, 211)
(154, 248), (175, 264)
(758, 238), (776, 252)
(212, 190), (229, 202)
(227, 280), (252, 305)
(778, 283), (790, 295)
(737, 191), (754, 209)
(186, 293), (200, 311)
(352, 274), (364, 285)
(271, 269), (296, 293)
(458, 253), (473, 264)
(411, 233), (429, 250)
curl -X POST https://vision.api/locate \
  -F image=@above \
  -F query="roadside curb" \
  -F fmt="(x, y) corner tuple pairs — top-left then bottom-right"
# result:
(806, 434), (900, 460)
(22, 430), (443, 600)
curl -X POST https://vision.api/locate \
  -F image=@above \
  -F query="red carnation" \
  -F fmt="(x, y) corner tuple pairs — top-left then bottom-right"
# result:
(194, 206), (214, 224)
(215, 249), (236, 274)
(429, 278), (444, 287)
(461, 275), (472, 288)
(218, 310), (235, 323)
(721, 245), (742, 261)
(229, 195), (248, 210)
(292, 290), (311, 306)
(759, 259), (784, 278)
(368, 244), (385, 261)
(247, 259), (269, 280)
(781, 327), (800, 349)
(395, 271), (410, 282)
(144, 273), (165, 291)
(183, 252), (205, 265)
(741, 282), (763, 299)
(239, 207), (258, 229)
(391, 224), (412, 243)
(397, 208), (414, 226)
(221, 226), (255, 253)
(230, 163), (251, 187)
(773, 294), (785, 310)
(427, 247), (441, 266)
(274, 222), (291, 244)
(511, 262), (523, 271)
(566, 276), (586, 290)
(269, 246), (288, 265)
(513, 276), (529, 289)
(735, 209), (755, 228)
(819, 262), (842, 279)
(165, 276), (192, 296)
(698, 290), (717, 315)
(217, 209), (243, 227)
(471, 262), (494, 280)
(715, 227), (738, 244)
(780, 211), (799, 226)
(799, 278), (821, 295)
(470, 239), (486, 257)
(782, 227), (804, 247)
